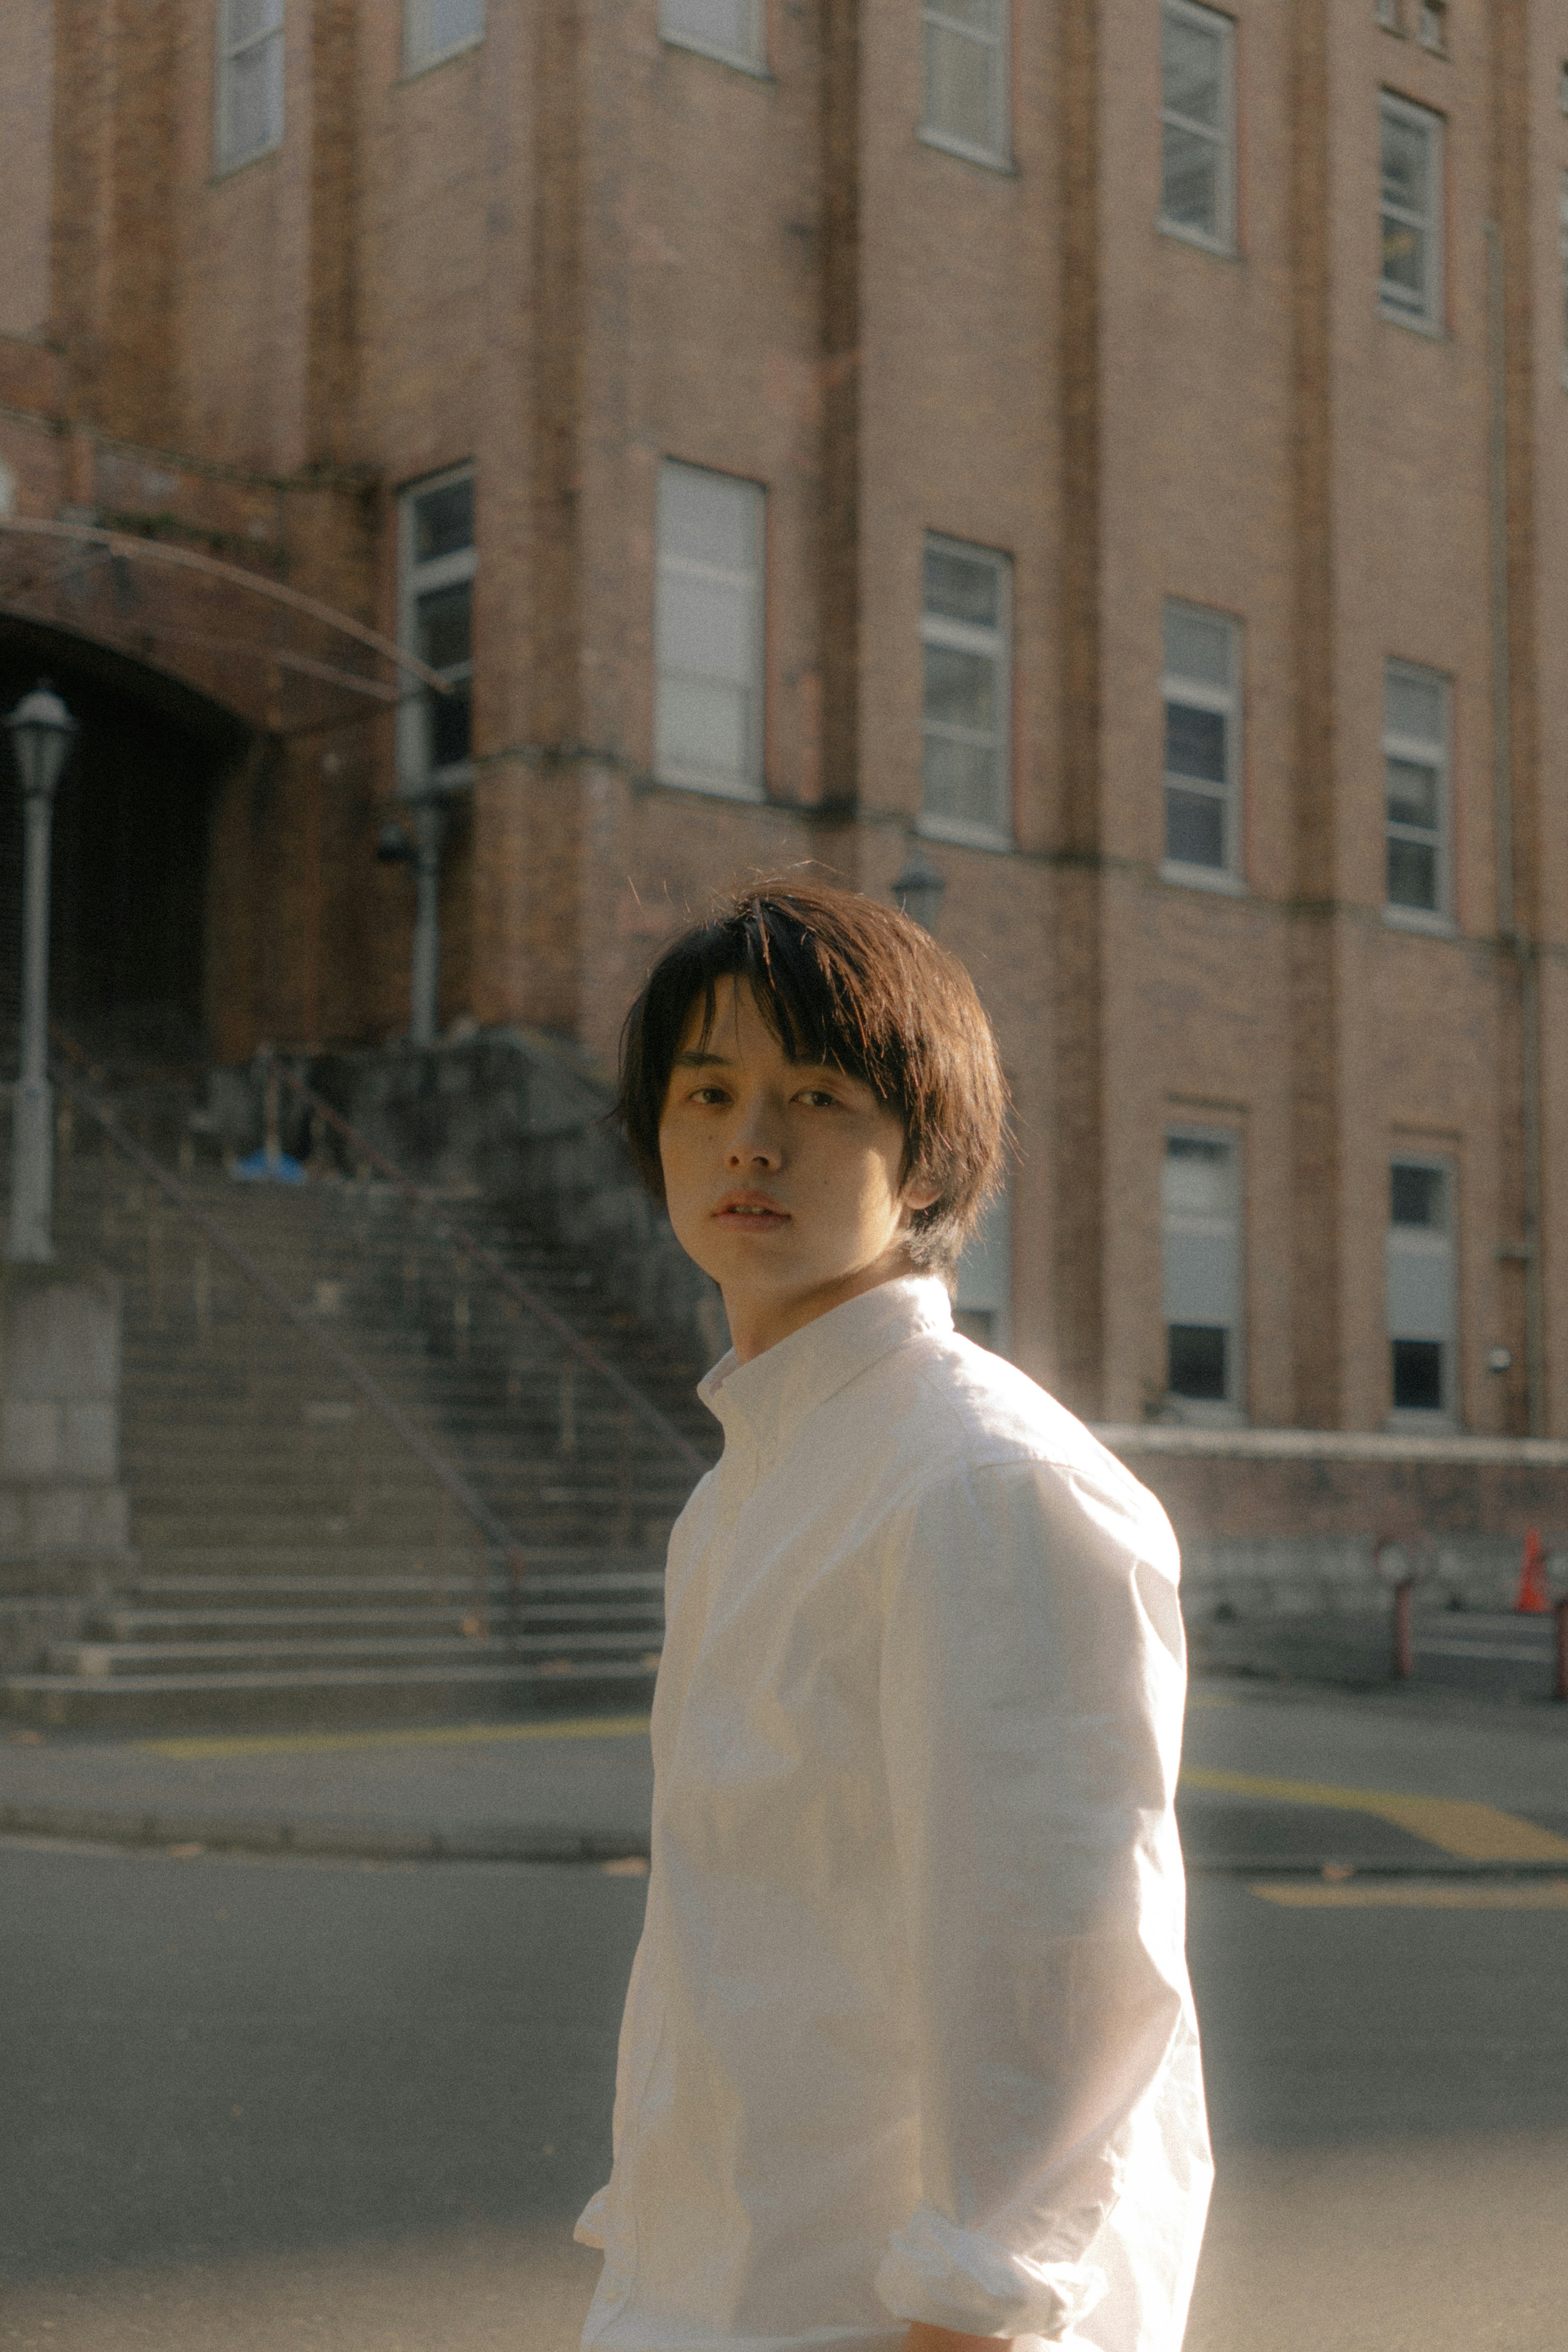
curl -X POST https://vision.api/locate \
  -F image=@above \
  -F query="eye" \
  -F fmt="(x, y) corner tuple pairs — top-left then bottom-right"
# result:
(690, 1086), (728, 1105)
(797, 1087), (839, 1108)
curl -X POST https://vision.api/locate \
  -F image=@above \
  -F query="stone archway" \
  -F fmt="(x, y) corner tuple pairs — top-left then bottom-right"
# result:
(0, 620), (248, 1068)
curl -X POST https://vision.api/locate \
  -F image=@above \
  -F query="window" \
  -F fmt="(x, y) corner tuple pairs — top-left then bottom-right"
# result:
(1379, 93), (1443, 328)
(920, 0), (1009, 165)
(920, 537), (1012, 844)
(954, 1183), (1012, 1354)
(1375, 0), (1400, 29)
(1163, 1132), (1242, 1413)
(398, 468), (475, 789)
(1559, 172), (1568, 381)
(1387, 1158), (1455, 1416)
(1162, 602), (1241, 880)
(655, 463), (765, 800)
(1160, 1), (1236, 250)
(1416, 1), (1445, 51)
(215, 0), (284, 172)
(660, 0), (764, 71)
(405, 0), (483, 72)
(1384, 660), (1449, 919)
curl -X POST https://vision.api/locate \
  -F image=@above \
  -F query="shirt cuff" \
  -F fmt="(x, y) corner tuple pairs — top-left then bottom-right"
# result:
(573, 2185), (609, 2251)
(875, 2204), (1109, 2341)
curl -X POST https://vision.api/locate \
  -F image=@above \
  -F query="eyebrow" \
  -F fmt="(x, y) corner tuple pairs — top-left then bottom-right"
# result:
(672, 1049), (731, 1069)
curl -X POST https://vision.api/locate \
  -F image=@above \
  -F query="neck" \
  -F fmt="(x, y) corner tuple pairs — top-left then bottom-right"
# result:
(724, 1246), (924, 1364)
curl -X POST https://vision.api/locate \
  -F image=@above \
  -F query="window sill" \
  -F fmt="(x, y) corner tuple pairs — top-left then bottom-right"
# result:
(1385, 1410), (1459, 1433)
(1160, 859), (1247, 896)
(1159, 1398), (1246, 1429)
(1378, 301), (1446, 339)
(1157, 218), (1239, 261)
(916, 812), (1014, 853)
(916, 127), (1017, 176)
(210, 140), (283, 183)
(1383, 903), (1455, 937)
(400, 34), (485, 80)
(661, 31), (772, 79)
(652, 769), (767, 804)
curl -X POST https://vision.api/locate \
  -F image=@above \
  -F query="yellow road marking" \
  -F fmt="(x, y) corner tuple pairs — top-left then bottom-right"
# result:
(1251, 1878), (1568, 1910)
(1180, 1766), (1568, 1863)
(139, 1714), (653, 1761)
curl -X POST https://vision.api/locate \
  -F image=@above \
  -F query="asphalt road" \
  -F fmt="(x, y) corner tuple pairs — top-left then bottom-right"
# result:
(2, 1691), (1566, 2352)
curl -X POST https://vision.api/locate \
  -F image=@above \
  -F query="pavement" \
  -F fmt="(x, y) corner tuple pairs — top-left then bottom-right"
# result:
(2, 1669), (1566, 1880)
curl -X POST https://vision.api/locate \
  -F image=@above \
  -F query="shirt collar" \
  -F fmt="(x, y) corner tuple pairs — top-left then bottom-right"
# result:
(698, 1274), (953, 1467)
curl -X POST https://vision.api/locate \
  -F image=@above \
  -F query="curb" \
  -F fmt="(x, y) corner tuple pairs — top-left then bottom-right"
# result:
(0, 1803), (651, 1865)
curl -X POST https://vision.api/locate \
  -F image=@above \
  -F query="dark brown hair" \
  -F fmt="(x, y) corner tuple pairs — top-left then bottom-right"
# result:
(617, 879), (1009, 1274)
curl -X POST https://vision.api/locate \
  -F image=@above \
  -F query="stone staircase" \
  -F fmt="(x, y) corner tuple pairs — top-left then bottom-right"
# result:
(0, 1068), (718, 1728)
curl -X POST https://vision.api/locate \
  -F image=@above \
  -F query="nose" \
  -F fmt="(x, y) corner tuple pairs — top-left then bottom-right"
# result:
(726, 1093), (784, 1171)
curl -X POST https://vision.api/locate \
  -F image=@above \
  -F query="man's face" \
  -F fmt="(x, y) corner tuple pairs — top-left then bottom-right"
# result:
(657, 977), (939, 1360)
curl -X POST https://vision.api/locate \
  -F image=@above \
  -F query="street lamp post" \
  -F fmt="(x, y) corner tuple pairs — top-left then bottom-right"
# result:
(5, 681), (77, 1263)
(376, 793), (448, 1048)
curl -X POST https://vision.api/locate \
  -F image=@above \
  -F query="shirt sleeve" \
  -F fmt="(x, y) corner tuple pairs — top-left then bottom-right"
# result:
(874, 1453), (1197, 2341)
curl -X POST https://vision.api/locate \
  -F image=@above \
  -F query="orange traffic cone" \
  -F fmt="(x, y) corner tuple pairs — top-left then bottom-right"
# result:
(1515, 1527), (1551, 1615)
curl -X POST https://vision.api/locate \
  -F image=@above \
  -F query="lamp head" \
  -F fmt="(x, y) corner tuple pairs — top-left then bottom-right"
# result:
(5, 679), (78, 803)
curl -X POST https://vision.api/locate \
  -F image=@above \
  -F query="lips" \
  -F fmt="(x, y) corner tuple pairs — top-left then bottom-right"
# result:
(713, 1193), (790, 1229)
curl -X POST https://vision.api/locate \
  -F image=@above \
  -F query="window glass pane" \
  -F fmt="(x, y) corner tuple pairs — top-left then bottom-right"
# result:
(657, 675), (750, 781)
(1387, 836), (1437, 910)
(1385, 669), (1443, 743)
(1169, 1325), (1227, 1400)
(924, 546), (999, 627)
(1161, 125), (1219, 235)
(1381, 217), (1427, 303)
(428, 680), (472, 770)
(931, 0), (1000, 29)
(658, 570), (755, 687)
(661, 0), (758, 60)
(922, 735), (1001, 830)
(924, 22), (996, 150)
(924, 642), (996, 734)
(1163, 14), (1223, 127)
(659, 465), (755, 572)
(1165, 785), (1225, 867)
(413, 479), (474, 564)
(1164, 605), (1232, 686)
(1391, 1163), (1444, 1227)
(224, 44), (275, 156)
(430, 0), (483, 48)
(1164, 1134), (1232, 1212)
(1165, 700), (1226, 785)
(1386, 755), (1438, 831)
(414, 582), (471, 675)
(1381, 112), (1430, 214)
(229, 0), (281, 45)
(1391, 1338), (1443, 1410)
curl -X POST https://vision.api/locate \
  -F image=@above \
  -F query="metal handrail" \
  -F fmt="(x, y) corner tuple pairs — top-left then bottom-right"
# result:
(53, 1063), (529, 1585)
(260, 1050), (710, 1476)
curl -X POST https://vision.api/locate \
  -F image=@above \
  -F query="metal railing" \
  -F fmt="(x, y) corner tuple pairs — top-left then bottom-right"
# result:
(53, 1060), (530, 1609)
(258, 1050), (709, 1476)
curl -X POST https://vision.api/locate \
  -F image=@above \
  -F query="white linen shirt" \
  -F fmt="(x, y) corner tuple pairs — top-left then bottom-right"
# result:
(576, 1275), (1211, 2352)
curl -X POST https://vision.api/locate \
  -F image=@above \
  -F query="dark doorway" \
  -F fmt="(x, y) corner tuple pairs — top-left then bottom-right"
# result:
(0, 630), (246, 1072)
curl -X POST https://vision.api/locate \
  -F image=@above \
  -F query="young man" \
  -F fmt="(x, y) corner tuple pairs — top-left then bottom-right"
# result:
(575, 882), (1211, 2352)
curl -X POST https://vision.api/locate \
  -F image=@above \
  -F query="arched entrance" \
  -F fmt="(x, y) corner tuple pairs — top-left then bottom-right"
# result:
(0, 622), (247, 1068)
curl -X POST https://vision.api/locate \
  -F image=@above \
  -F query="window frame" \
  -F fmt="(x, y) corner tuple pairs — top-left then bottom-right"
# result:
(1382, 657), (1452, 931)
(396, 462), (477, 796)
(1160, 600), (1244, 891)
(917, 533), (1014, 851)
(918, 0), (1012, 171)
(213, 0), (285, 177)
(1558, 169), (1568, 389)
(1386, 1152), (1458, 1425)
(1158, 0), (1238, 256)
(1378, 89), (1445, 333)
(403, 0), (486, 76)
(1161, 1124), (1245, 1424)
(653, 459), (768, 804)
(658, 0), (767, 77)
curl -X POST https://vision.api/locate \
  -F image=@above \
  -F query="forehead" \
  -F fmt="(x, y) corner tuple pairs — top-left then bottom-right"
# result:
(670, 975), (860, 1078)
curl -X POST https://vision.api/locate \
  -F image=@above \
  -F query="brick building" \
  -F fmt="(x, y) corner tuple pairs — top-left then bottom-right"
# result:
(5, 0), (1568, 1603)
